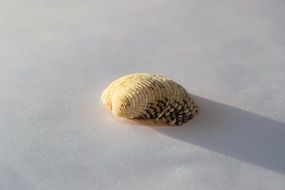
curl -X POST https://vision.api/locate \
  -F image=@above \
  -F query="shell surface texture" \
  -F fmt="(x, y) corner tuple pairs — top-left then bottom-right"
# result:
(101, 73), (198, 126)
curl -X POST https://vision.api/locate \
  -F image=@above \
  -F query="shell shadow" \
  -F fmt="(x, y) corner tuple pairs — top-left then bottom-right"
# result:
(155, 95), (285, 174)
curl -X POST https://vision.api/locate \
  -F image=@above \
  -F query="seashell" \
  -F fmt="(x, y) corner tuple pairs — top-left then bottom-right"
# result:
(101, 73), (198, 126)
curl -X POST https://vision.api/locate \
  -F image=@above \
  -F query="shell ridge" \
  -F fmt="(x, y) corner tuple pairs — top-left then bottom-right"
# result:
(101, 73), (198, 126)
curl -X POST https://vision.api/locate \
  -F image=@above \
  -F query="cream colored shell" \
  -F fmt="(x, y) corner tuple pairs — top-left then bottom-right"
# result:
(101, 73), (198, 126)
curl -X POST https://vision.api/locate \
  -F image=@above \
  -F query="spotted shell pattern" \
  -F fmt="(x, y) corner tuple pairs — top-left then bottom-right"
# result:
(101, 73), (198, 126)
